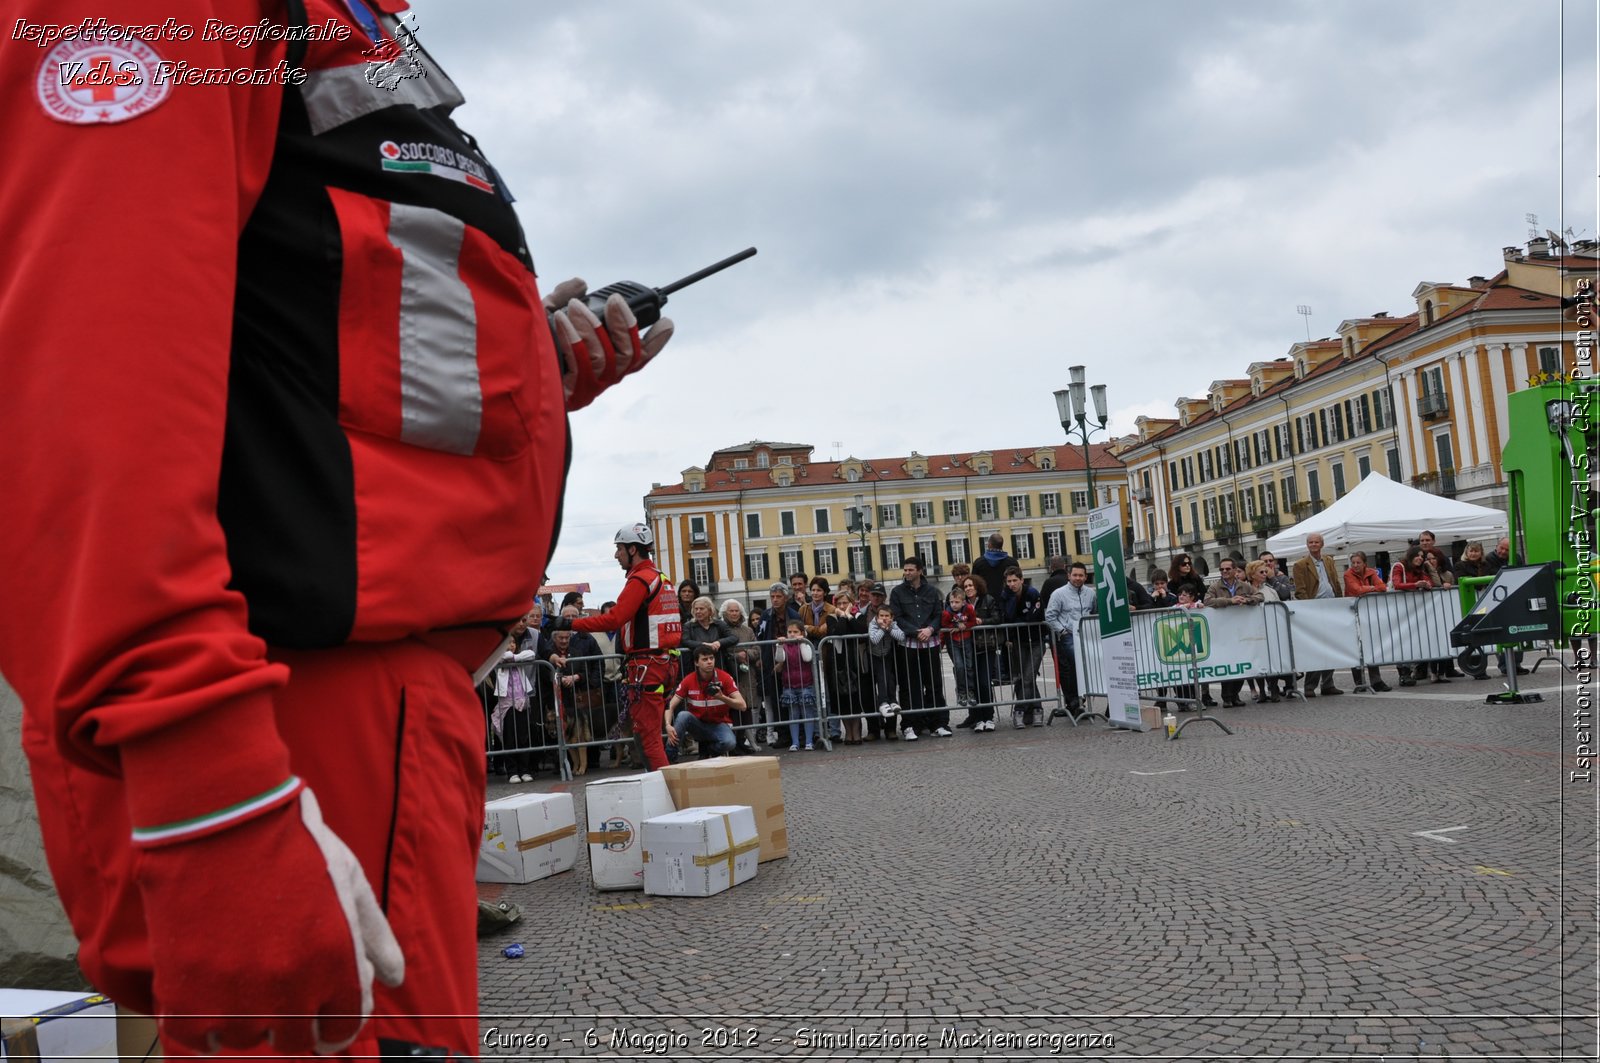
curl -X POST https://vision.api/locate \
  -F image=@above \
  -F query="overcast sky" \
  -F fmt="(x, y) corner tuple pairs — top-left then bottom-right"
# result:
(409, 0), (1597, 597)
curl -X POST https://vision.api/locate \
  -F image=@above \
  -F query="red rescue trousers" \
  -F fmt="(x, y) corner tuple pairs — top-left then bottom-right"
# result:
(23, 637), (490, 1058)
(623, 654), (676, 771)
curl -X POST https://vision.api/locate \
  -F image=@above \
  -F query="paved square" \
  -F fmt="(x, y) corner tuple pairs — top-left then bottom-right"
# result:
(476, 669), (1597, 1059)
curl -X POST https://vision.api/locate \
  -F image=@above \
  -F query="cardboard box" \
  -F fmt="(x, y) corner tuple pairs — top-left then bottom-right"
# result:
(584, 772), (676, 891)
(477, 792), (578, 884)
(641, 805), (759, 898)
(1, 990), (117, 1062)
(659, 756), (788, 861)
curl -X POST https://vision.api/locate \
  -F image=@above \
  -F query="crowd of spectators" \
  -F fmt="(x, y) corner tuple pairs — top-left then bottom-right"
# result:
(482, 531), (1547, 777)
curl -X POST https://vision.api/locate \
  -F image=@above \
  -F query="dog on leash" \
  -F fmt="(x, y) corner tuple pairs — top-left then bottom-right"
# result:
(546, 706), (592, 777)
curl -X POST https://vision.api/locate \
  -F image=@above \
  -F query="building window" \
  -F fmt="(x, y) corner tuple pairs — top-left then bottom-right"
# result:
(1387, 448), (1401, 480)
(1040, 492), (1061, 517)
(1420, 365), (1445, 398)
(1307, 468), (1322, 503)
(977, 496), (997, 519)
(1172, 507), (1184, 536)
(912, 501), (933, 526)
(689, 556), (713, 587)
(946, 538), (969, 565)
(1204, 497), (1218, 528)
(1012, 533), (1035, 561)
(878, 504), (901, 528)
(1434, 430), (1455, 472)
(756, 452), (770, 468)
(744, 552), (768, 581)
(1008, 494), (1031, 518)
(813, 546), (838, 575)
(1070, 489), (1088, 512)
(779, 511), (796, 537)
(882, 541), (904, 570)
(1043, 530), (1065, 559)
(845, 467), (861, 483)
(1074, 529), (1090, 555)
(1331, 462), (1346, 498)
(1040, 455), (1054, 470)
(734, 458), (748, 469)
(1539, 346), (1562, 375)
(814, 508), (831, 534)
(1188, 502), (1200, 539)
(945, 498), (967, 523)
(1357, 454), (1371, 479)
(848, 544), (868, 577)
(745, 513), (763, 540)
(779, 549), (802, 577)
(1280, 475), (1297, 507)
(689, 515), (707, 545)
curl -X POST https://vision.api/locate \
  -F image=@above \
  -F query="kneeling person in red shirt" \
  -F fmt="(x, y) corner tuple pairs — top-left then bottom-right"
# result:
(667, 644), (747, 761)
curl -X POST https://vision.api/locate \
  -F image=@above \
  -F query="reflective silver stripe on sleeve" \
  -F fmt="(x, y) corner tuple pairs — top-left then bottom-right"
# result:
(299, 62), (465, 136)
(388, 203), (481, 456)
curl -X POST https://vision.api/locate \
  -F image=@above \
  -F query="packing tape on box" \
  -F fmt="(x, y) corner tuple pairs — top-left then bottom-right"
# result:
(515, 823), (577, 851)
(683, 771), (738, 789)
(587, 828), (631, 845)
(690, 811), (758, 878)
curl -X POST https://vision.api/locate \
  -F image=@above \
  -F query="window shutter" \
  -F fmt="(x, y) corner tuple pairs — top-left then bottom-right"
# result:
(879, 543), (890, 570)
(926, 540), (939, 567)
(894, 503), (904, 528)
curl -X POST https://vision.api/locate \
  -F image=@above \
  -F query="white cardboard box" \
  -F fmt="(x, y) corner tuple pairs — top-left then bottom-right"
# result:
(477, 791), (578, 884)
(641, 805), (759, 898)
(585, 772), (676, 891)
(1, 990), (117, 1062)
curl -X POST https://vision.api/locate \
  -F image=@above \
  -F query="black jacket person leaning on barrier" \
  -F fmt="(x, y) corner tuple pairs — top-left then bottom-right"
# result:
(889, 556), (947, 737)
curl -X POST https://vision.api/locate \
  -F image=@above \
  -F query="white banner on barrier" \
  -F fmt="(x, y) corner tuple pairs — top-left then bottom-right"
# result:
(1072, 591), (1465, 694)
(1132, 608), (1274, 687)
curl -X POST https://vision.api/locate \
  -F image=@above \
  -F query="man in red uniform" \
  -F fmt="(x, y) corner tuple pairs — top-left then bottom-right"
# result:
(0, 1), (671, 1056)
(665, 644), (746, 761)
(556, 524), (680, 771)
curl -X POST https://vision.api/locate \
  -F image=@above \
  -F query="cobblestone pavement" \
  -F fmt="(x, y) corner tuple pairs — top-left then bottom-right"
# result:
(475, 667), (1597, 1059)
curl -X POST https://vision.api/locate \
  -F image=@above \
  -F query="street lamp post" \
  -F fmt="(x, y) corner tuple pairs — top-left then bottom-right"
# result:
(849, 493), (874, 580)
(1054, 366), (1109, 506)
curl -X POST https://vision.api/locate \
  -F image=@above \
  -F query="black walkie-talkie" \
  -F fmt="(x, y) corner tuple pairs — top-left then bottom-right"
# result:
(581, 246), (758, 328)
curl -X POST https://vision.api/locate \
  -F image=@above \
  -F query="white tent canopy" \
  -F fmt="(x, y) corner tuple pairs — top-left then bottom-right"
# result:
(1265, 473), (1508, 556)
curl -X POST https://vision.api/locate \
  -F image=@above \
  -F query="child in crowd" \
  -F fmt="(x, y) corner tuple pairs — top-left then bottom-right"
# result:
(774, 619), (820, 750)
(943, 584), (978, 709)
(866, 603), (904, 738)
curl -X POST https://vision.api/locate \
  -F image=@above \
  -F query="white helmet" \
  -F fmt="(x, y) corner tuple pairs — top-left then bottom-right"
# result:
(614, 522), (654, 547)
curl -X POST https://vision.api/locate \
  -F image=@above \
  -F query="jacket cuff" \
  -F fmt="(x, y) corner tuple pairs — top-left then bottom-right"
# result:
(119, 693), (298, 848)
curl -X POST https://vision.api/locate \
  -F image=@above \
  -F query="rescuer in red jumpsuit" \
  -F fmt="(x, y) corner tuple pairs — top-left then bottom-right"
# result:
(554, 524), (681, 771)
(0, 1), (672, 1056)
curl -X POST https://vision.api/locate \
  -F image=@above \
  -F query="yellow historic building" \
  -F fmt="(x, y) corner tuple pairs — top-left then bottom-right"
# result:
(644, 440), (1126, 605)
(1118, 239), (1597, 575)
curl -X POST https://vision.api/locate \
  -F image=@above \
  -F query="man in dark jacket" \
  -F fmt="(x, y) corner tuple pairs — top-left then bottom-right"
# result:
(1038, 554), (1070, 607)
(999, 566), (1047, 727)
(972, 534), (1018, 602)
(889, 556), (947, 738)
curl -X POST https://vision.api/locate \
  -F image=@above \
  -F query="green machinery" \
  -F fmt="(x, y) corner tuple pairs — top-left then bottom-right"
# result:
(1456, 376), (1598, 693)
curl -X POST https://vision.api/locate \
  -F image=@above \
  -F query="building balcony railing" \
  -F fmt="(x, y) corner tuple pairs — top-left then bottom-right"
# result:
(1417, 391), (1449, 419)
(1251, 512), (1281, 537)
(1290, 497), (1326, 517)
(1133, 537), (1153, 557)
(1131, 486), (1153, 503)
(1411, 469), (1458, 498)
(1214, 520), (1241, 544)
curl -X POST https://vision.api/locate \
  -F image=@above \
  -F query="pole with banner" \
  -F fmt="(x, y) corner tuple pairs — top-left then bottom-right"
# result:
(1089, 504), (1145, 730)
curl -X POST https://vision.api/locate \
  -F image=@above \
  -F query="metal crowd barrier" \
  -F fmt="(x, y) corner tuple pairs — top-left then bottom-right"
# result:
(1353, 587), (1465, 672)
(480, 658), (568, 779)
(816, 620), (1065, 735)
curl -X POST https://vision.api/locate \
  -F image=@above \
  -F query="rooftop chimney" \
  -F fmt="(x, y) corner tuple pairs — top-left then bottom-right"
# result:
(1504, 245), (1522, 262)
(1574, 238), (1599, 256)
(1528, 237), (1550, 258)
(1467, 275), (1488, 288)
(1372, 311), (1389, 318)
